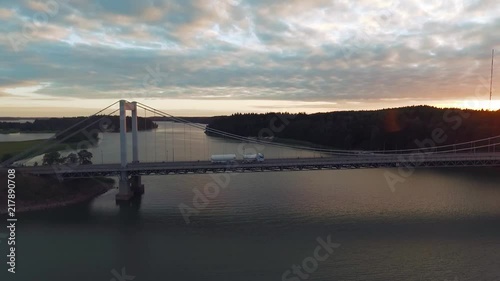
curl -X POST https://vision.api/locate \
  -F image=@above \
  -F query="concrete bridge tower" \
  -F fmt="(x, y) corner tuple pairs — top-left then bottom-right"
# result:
(116, 100), (144, 202)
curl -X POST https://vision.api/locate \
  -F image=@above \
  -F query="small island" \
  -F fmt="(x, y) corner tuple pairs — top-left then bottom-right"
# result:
(1, 148), (116, 214)
(0, 173), (115, 214)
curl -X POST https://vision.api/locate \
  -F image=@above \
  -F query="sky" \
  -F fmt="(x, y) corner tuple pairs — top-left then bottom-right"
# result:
(0, 0), (499, 117)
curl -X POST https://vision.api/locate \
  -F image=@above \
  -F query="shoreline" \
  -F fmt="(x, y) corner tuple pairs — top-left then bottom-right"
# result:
(1, 184), (114, 214)
(0, 175), (115, 214)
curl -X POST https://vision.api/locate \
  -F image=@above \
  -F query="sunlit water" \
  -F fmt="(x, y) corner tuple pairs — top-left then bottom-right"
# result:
(2, 123), (500, 281)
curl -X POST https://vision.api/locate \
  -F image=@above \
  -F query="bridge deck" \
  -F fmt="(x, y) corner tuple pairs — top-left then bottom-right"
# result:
(4, 152), (500, 178)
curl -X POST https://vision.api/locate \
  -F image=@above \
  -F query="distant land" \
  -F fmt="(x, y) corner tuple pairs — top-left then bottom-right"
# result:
(0, 115), (157, 135)
(205, 105), (500, 151)
(149, 116), (219, 124)
(0, 116), (216, 127)
(3, 106), (500, 152)
(0, 117), (49, 120)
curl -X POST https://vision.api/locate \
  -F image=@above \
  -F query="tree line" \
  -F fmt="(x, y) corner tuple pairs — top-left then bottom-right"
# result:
(205, 106), (500, 151)
(40, 150), (93, 166)
(0, 115), (158, 135)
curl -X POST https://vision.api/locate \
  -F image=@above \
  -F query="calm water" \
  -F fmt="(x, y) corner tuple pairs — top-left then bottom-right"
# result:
(0, 119), (36, 124)
(0, 132), (54, 142)
(16, 121), (323, 165)
(2, 123), (500, 281)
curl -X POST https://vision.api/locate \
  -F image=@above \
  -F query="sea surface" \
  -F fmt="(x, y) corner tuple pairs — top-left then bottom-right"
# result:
(0, 132), (54, 142)
(2, 122), (500, 281)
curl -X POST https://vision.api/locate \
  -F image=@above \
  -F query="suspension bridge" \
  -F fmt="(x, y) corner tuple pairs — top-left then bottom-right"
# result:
(2, 100), (500, 202)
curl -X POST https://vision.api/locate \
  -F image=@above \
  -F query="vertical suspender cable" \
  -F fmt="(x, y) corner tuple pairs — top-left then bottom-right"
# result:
(189, 123), (192, 161)
(183, 123), (186, 160)
(154, 110), (157, 162)
(206, 126), (210, 160)
(171, 119), (175, 162)
(167, 121), (168, 162)
(144, 108), (148, 162)
(203, 125), (210, 159)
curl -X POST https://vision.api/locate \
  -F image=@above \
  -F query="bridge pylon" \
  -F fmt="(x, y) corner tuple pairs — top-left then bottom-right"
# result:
(116, 100), (143, 202)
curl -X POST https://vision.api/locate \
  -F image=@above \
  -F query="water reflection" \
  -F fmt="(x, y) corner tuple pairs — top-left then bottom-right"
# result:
(7, 124), (500, 280)
(117, 196), (143, 221)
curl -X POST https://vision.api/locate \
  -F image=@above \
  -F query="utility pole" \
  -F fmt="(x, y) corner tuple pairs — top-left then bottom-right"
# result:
(488, 49), (494, 153)
(490, 49), (495, 103)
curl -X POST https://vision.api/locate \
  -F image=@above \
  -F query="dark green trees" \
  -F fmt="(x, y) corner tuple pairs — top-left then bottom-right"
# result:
(41, 150), (93, 166)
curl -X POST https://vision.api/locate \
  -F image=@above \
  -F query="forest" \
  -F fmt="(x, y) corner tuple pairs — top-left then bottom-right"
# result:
(0, 115), (158, 143)
(149, 116), (217, 124)
(205, 106), (500, 151)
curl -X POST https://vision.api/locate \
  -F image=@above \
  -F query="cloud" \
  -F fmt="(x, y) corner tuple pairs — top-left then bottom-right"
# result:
(0, 0), (499, 116)
(0, 8), (14, 19)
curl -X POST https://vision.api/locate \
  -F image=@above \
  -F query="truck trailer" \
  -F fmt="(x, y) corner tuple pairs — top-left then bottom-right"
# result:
(210, 154), (237, 164)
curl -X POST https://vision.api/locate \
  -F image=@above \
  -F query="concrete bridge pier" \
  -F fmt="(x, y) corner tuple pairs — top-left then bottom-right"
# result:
(115, 100), (144, 202)
(130, 175), (144, 195)
(116, 174), (144, 203)
(116, 171), (133, 202)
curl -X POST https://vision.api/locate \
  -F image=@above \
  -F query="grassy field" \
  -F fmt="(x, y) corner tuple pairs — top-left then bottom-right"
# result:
(0, 139), (76, 162)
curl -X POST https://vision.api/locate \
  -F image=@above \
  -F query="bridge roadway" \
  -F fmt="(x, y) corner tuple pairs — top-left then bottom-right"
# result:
(5, 152), (500, 178)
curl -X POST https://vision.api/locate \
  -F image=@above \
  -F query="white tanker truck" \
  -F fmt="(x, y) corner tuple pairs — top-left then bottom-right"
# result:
(209, 153), (265, 164)
(210, 154), (237, 164)
(242, 153), (265, 163)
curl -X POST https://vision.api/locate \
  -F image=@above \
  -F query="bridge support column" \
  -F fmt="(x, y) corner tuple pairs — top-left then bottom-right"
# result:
(130, 175), (144, 195)
(116, 100), (133, 202)
(116, 171), (133, 202)
(119, 100), (127, 168)
(131, 102), (139, 163)
(116, 100), (144, 202)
